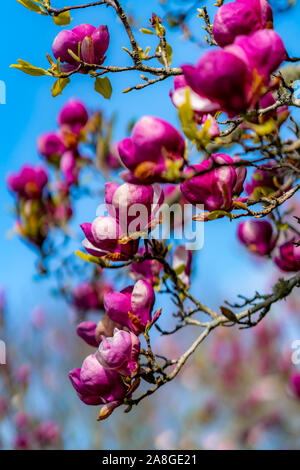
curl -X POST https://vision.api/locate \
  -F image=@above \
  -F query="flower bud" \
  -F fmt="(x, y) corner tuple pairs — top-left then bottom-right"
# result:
(97, 328), (140, 377)
(52, 24), (109, 69)
(181, 50), (252, 116)
(118, 116), (185, 184)
(105, 182), (164, 233)
(76, 321), (99, 347)
(104, 280), (155, 335)
(37, 132), (66, 162)
(130, 247), (162, 286)
(227, 29), (286, 84)
(81, 217), (139, 260)
(7, 165), (48, 200)
(213, 0), (273, 47)
(237, 220), (277, 255)
(60, 151), (79, 186)
(69, 353), (126, 406)
(290, 372), (300, 399)
(180, 154), (247, 212)
(34, 421), (60, 446)
(274, 240), (300, 272)
(58, 99), (88, 135)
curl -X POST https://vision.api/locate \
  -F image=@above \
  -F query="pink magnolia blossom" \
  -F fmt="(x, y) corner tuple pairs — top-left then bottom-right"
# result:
(80, 216), (140, 261)
(60, 150), (79, 186)
(237, 220), (277, 255)
(181, 29), (286, 116)
(97, 328), (140, 377)
(118, 116), (185, 184)
(290, 372), (300, 399)
(274, 240), (300, 272)
(130, 247), (163, 286)
(105, 181), (164, 233)
(180, 154), (247, 212)
(37, 132), (66, 162)
(69, 353), (126, 406)
(213, 0), (273, 47)
(181, 49), (252, 116)
(58, 99), (89, 135)
(76, 321), (99, 347)
(227, 29), (286, 85)
(104, 280), (155, 335)
(71, 280), (111, 311)
(7, 165), (48, 200)
(170, 76), (219, 136)
(34, 421), (60, 446)
(52, 24), (109, 70)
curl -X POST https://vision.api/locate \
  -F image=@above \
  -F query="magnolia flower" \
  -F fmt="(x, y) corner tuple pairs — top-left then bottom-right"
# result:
(52, 24), (109, 70)
(130, 247), (163, 286)
(58, 99), (89, 135)
(181, 49), (252, 116)
(181, 29), (286, 116)
(180, 154), (247, 212)
(69, 354), (126, 409)
(104, 280), (155, 335)
(274, 240), (300, 272)
(227, 29), (286, 85)
(80, 216), (140, 261)
(213, 0), (273, 47)
(118, 116), (185, 184)
(7, 165), (48, 200)
(170, 76), (219, 136)
(72, 280), (112, 312)
(105, 181), (164, 233)
(290, 372), (300, 399)
(37, 132), (66, 163)
(76, 321), (99, 347)
(237, 220), (277, 255)
(60, 151), (79, 186)
(34, 421), (60, 446)
(97, 328), (140, 377)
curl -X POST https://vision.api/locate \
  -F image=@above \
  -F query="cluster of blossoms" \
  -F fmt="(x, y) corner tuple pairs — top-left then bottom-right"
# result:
(12, 413), (61, 450)
(7, 99), (119, 256)
(69, 279), (158, 419)
(8, 0), (300, 427)
(38, 98), (89, 186)
(6, 99), (90, 251)
(179, 0), (286, 118)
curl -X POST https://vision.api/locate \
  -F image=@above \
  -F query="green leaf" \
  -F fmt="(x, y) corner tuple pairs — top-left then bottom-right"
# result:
(51, 77), (70, 97)
(156, 42), (173, 66)
(17, 0), (46, 14)
(174, 264), (185, 276)
(94, 77), (112, 99)
(53, 10), (71, 26)
(10, 59), (49, 76)
(207, 210), (231, 220)
(140, 28), (154, 35)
